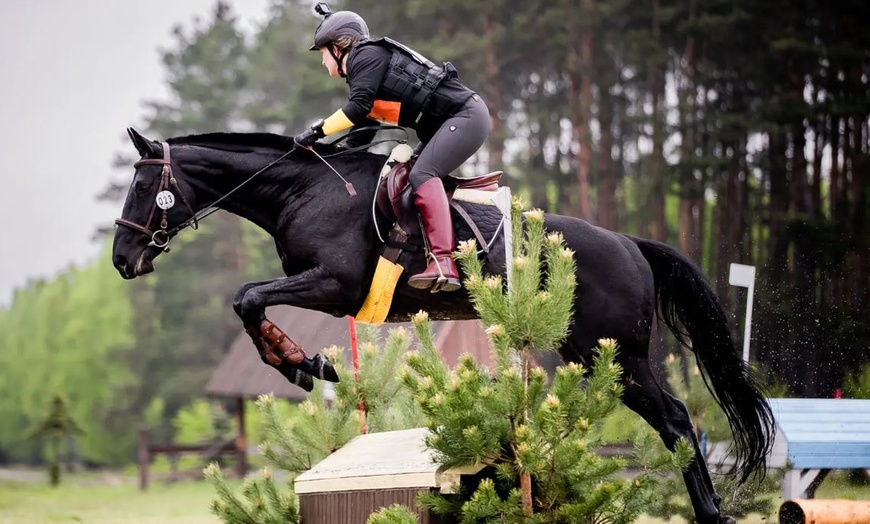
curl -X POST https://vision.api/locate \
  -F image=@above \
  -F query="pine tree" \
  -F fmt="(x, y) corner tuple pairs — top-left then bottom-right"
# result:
(366, 504), (420, 524)
(31, 395), (82, 486)
(205, 325), (425, 524)
(400, 199), (693, 522)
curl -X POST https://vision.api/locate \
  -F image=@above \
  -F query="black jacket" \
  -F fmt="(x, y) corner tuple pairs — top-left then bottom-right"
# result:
(340, 41), (476, 144)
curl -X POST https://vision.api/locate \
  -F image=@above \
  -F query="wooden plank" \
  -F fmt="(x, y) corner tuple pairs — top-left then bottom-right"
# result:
(774, 415), (870, 427)
(789, 442), (870, 456)
(296, 472), (440, 494)
(779, 430), (870, 442)
(769, 398), (870, 411)
(785, 445), (870, 469)
(299, 488), (441, 524)
(774, 414), (870, 425)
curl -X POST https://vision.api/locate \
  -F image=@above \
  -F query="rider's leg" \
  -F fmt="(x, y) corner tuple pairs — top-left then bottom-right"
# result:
(408, 94), (490, 292)
(408, 178), (462, 291)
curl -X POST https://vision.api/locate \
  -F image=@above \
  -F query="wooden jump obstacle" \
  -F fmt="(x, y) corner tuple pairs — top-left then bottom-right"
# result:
(767, 398), (870, 524)
(295, 428), (484, 523)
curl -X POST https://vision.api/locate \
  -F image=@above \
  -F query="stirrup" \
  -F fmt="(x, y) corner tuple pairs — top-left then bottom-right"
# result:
(426, 253), (460, 293)
(408, 253), (444, 291)
(431, 276), (461, 294)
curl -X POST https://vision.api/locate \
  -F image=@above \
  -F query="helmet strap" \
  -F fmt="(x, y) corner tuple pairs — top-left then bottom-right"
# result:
(330, 45), (349, 77)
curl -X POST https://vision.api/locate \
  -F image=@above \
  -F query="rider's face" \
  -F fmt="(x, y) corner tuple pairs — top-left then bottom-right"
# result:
(320, 47), (341, 77)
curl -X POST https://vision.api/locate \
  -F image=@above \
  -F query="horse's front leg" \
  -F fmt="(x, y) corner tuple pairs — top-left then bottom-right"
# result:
(233, 279), (320, 392)
(235, 267), (347, 387)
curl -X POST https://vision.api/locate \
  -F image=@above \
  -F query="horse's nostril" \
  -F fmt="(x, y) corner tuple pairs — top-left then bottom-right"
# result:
(114, 254), (128, 270)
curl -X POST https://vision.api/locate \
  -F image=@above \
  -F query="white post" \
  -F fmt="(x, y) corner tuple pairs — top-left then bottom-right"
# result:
(728, 263), (756, 363)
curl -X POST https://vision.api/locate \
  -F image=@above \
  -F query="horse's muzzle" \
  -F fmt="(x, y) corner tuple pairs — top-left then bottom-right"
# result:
(113, 252), (154, 279)
(113, 254), (137, 279)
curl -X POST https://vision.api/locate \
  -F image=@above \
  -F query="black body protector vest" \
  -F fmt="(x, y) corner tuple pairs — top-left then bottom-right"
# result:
(358, 38), (457, 127)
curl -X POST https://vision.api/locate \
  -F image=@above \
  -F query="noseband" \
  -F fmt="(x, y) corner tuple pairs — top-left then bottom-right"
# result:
(114, 143), (197, 250)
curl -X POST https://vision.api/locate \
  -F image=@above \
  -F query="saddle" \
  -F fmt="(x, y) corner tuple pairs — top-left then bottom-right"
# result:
(356, 145), (506, 324)
(375, 144), (503, 252)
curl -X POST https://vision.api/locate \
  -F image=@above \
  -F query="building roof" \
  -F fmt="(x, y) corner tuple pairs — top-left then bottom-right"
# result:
(205, 305), (494, 401)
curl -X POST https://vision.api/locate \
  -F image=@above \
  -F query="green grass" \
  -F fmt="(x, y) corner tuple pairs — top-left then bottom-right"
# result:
(0, 476), (228, 524)
(1, 469), (867, 524)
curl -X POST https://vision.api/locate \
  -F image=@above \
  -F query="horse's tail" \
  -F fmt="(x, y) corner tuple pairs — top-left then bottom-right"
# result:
(630, 236), (774, 483)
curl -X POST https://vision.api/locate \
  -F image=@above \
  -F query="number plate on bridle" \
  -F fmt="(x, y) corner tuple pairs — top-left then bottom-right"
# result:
(156, 190), (176, 210)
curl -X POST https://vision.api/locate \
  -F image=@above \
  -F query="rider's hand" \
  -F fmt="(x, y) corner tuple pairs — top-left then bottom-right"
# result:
(294, 119), (325, 148)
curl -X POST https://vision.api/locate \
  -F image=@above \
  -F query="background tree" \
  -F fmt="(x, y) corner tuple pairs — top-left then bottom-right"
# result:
(32, 395), (82, 486)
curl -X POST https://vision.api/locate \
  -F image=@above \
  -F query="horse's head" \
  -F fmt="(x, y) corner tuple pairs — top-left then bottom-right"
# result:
(112, 128), (198, 279)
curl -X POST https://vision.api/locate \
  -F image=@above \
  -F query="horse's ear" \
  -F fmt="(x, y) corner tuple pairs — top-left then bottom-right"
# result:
(127, 127), (160, 158)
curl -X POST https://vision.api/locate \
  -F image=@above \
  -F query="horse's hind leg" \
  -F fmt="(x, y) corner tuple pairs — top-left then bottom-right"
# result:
(232, 280), (323, 391)
(619, 355), (731, 524)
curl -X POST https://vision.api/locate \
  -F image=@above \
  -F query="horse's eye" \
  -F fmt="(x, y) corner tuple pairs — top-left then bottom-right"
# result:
(135, 181), (152, 195)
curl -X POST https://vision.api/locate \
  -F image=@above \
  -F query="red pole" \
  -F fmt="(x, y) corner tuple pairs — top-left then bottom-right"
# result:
(346, 316), (366, 433)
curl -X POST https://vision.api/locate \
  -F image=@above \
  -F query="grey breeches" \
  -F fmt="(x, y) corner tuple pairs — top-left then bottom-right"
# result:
(409, 94), (491, 190)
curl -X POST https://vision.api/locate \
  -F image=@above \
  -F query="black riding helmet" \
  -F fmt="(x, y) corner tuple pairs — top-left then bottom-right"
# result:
(309, 3), (369, 51)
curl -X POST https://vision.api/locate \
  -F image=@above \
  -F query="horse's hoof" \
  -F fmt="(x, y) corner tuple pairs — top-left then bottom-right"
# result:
(300, 354), (340, 383)
(297, 371), (315, 392)
(718, 516), (737, 524)
(318, 354), (340, 382)
(278, 365), (314, 392)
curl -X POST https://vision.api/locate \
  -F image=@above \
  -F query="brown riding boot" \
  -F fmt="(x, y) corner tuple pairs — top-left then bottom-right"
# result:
(408, 178), (461, 293)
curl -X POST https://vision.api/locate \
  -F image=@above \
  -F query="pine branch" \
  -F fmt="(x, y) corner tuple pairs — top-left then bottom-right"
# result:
(410, 198), (690, 523)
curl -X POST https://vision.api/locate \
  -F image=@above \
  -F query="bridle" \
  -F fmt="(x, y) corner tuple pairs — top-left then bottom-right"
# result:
(114, 143), (198, 250)
(115, 141), (297, 251)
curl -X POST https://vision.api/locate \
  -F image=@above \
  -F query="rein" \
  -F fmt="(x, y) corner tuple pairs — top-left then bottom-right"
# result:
(321, 124), (408, 158)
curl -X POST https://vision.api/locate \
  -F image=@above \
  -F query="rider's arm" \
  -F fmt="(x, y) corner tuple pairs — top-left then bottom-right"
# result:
(322, 109), (354, 135)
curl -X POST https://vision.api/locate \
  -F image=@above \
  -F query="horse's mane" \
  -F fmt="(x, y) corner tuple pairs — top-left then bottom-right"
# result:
(167, 132), (296, 153)
(165, 132), (382, 165)
(165, 132), (386, 182)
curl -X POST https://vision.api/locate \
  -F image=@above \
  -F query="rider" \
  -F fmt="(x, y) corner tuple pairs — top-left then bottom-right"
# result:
(294, 3), (490, 293)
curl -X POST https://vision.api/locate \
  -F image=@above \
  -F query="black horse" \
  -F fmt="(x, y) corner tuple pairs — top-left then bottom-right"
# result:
(112, 128), (773, 523)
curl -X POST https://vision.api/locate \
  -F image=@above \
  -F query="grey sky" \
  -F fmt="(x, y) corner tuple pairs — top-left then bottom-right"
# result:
(0, 0), (269, 306)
